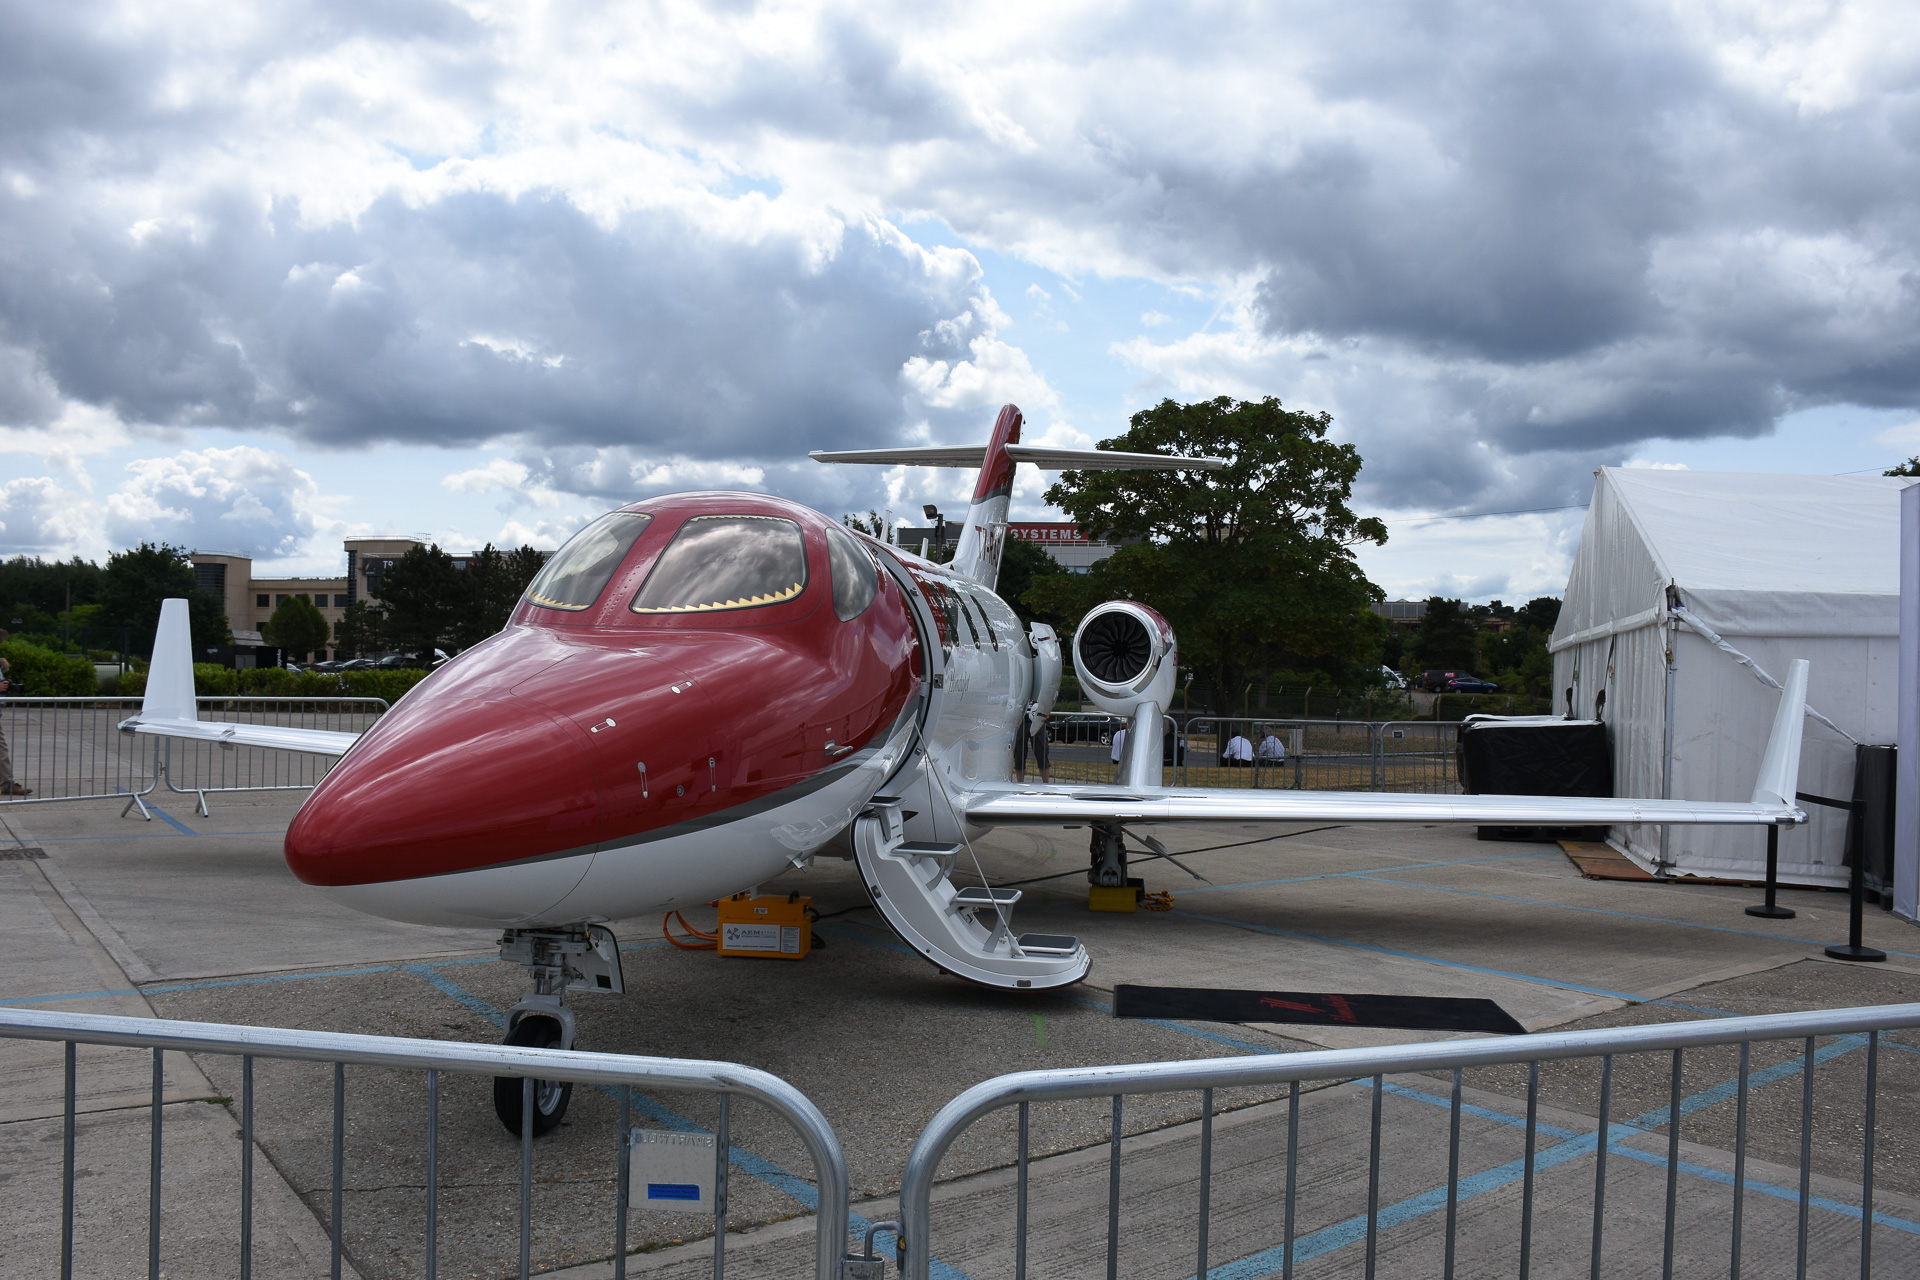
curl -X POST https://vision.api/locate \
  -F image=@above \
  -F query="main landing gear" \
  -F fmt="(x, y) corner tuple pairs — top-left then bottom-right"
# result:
(493, 925), (624, 1136)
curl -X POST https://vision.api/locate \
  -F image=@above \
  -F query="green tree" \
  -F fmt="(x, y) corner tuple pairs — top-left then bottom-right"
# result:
(261, 595), (332, 660)
(1406, 597), (1480, 671)
(98, 543), (229, 654)
(455, 543), (548, 648)
(998, 536), (1066, 630)
(1885, 458), (1920, 477)
(1028, 396), (1387, 711)
(376, 544), (462, 656)
(333, 601), (381, 657)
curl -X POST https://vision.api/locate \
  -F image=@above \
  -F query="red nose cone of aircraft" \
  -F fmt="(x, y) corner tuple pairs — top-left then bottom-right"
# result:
(285, 693), (601, 888)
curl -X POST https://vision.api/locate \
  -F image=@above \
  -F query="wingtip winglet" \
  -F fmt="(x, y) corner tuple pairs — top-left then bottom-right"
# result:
(1751, 658), (1808, 812)
(140, 597), (198, 724)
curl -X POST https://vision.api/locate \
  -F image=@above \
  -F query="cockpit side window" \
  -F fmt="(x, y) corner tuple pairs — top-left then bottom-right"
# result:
(826, 525), (879, 621)
(525, 512), (653, 611)
(630, 515), (808, 614)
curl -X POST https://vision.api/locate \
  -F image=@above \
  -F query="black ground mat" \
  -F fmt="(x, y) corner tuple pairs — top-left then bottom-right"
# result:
(1114, 984), (1526, 1034)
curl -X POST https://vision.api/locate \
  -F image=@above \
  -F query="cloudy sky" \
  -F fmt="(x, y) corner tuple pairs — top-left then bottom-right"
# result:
(2, 0), (1916, 602)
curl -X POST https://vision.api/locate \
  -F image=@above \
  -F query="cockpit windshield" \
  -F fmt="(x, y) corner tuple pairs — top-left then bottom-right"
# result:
(525, 511), (653, 611)
(630, 515), (808, 614)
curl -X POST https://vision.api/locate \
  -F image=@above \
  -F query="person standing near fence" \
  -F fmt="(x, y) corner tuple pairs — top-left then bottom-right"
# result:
(1014, 701), (1052, 784)
(1109, 724), (1126, 781)
(1222, 729), (1253, 767)
(0, 631), (27, 795)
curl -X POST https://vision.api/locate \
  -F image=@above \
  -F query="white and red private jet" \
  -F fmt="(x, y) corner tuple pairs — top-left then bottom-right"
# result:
(121, 405), (1810, 1132)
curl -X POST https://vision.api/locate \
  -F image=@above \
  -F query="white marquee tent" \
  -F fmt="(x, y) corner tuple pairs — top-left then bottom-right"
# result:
(1549, 468), (1913, 886)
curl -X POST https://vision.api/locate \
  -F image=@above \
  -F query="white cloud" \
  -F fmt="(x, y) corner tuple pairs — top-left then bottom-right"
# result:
(443, 458), (532, 493)
(0, 478), (98, 556)
(105, 446), (330, 560)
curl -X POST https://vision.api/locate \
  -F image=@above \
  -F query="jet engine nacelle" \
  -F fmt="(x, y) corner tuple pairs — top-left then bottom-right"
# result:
(1072, 601), (1178, 715)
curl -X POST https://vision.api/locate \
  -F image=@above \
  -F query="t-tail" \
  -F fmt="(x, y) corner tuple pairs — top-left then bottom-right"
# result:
(810, 404), (1227, 591)
(1752, 658), (1809, 814)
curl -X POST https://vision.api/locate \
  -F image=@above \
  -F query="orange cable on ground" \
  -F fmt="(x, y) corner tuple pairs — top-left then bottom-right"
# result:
(662, 909), (719, 949)
(1142, 890), (1175, 911)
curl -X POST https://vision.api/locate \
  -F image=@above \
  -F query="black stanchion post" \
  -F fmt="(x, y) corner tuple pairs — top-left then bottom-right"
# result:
(1826, 815), (1886, 963)
(1745, 824), (1795, 919)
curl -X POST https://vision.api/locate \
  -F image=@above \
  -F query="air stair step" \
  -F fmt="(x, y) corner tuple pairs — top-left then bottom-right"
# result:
(953, 886), (1022, 907)
(851, 800), (1087, 990)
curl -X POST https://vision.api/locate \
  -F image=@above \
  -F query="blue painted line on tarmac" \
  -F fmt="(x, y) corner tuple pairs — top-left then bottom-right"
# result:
(1347, 874), (1920, 961)
(1178, 849), (1561, 897)
(403, 965), (507, 1027)
(0, 941), (671, 1008)
(1192, 1034), (1915, 1280)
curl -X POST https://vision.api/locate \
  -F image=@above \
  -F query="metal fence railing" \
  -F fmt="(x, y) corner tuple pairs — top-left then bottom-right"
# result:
(0, 696), (386, 815)
(900, 1003), (1920, 1280)
(0, 1005), (849, 1280)
(1042, 714), (1467, 794)
(0, 697), (155, 808)
(159, 697), (388, 812)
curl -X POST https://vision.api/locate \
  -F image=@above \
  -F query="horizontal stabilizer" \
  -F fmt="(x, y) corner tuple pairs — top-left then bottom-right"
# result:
(809, 445), (1224, 471)
(118, 717), (359, 758)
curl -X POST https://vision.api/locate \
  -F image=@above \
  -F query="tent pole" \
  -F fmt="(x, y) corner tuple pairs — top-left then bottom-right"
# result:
(1745, 825), (1795, 920)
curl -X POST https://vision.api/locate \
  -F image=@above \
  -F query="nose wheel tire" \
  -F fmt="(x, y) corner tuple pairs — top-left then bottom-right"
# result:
(493, 1017), (573, 1136)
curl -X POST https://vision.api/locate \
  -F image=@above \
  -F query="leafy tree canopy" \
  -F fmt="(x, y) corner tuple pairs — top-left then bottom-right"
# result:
(369, 542), (548, 657)
(1886, 457), (1920, 477)
(99, 543), (229, 654)
(1406, 597), (1479, 671)
(261, 594), (331, 658)
(1028, 396), (1388, 710)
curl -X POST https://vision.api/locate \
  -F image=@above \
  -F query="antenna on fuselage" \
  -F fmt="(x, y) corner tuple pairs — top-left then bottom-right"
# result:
(809, 404), (1226, 592)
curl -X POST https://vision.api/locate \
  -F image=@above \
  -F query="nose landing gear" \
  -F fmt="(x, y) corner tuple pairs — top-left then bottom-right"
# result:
(493, 924), (624, 1136)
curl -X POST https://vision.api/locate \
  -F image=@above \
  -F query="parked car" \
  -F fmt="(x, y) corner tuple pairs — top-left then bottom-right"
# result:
(1442, 675), (1500, 694)
(1379, 665), (1408, 690)
(1048, 715), (1124, 746)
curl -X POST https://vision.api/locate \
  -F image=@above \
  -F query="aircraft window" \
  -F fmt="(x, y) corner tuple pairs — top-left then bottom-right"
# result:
(826, 525), (879, 621)
(525, 511), (654, 611)
(966, 587), (1001, 650)
(953, 587), (981, 648)
(630, 515), (808, 614)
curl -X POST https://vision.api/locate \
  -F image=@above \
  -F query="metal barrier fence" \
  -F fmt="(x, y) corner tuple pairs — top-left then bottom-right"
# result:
(0, 696), (386, 813)
(0, 1005), (849, 1280)
(0, 697), (154, 806)
(1043, 714), (1465, 794)
(900, 1002), (1920, 1280)
(161, 697), (388, 812)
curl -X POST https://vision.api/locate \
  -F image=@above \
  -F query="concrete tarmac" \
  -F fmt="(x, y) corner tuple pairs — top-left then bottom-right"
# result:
(2, 792), (1917, 1278)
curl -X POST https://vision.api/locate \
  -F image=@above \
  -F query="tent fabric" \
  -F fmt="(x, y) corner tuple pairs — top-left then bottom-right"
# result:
(1549, 468), (1911, 887)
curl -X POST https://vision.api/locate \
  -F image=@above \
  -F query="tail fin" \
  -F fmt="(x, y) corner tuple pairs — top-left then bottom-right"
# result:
(1751, 658), (1808, 809)
(947, 405), (1023, 589)
(141, 598), (198, 724)
(809, 403), (1228, 591)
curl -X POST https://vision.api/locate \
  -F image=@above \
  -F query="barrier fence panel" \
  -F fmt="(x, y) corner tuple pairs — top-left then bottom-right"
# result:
(0, 1006), (851, 1280)
(0, 697), (155, 807)
(1376, 719), (1464, 794)
(161, 697), (390, 808)
(1042, 715), (1468, 794)
(898, 1003), (1920, 1280)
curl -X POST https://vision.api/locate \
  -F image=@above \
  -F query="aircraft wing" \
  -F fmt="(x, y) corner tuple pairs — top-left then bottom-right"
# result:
(117, 715), (358, 758)
(973, 657), (1814, 831)
(118, 598), (363, 760)
(965, 785), (1800, 827)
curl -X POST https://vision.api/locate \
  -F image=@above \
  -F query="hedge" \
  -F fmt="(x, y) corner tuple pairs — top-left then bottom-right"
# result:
(0, 641), (101, 696)
(116, 665), (432, 704)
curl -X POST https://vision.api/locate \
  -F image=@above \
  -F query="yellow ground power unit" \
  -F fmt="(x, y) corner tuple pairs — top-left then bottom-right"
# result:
(715, 892), (813, 959)
(1088, 878), (1147, 912)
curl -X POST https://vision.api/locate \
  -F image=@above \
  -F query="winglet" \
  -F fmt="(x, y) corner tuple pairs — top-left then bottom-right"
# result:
(141, 598), (199, 724)
(1751, 658), (1808, 810)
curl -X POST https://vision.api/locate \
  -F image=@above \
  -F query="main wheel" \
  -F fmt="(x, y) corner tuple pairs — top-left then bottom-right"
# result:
(493, 1017), (573, 1137)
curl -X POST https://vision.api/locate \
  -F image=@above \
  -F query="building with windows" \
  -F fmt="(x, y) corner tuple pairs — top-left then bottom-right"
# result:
(191, 537), (550, 663)
(891, 521), (1124, 573)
